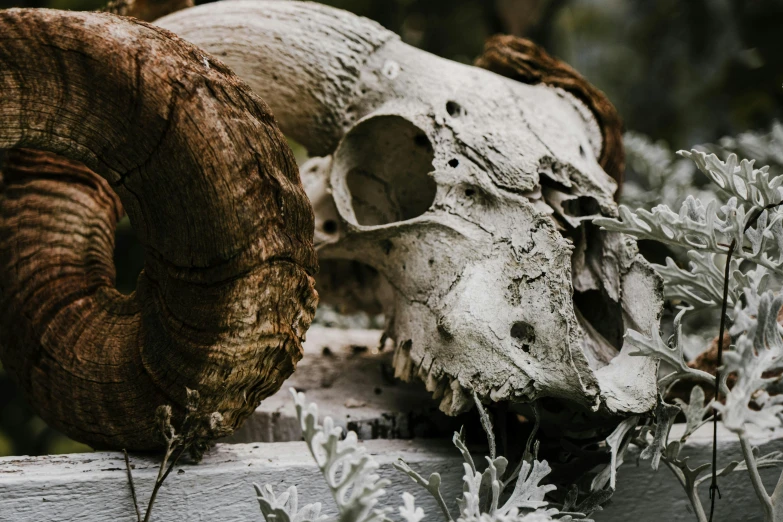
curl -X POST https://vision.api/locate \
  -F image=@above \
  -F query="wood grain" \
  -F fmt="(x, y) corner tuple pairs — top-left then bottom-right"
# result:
(0, 424), (781, 521)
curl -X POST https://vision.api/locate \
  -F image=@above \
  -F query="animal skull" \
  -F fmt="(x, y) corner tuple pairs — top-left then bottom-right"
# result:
(159, 0), (662, 416)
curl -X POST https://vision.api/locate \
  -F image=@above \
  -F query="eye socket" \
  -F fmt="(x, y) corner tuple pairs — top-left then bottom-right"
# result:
(335, 115), (437, 226)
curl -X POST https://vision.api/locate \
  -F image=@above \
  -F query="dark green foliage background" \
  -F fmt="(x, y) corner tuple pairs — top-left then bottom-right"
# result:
(0, 0), (781, 456)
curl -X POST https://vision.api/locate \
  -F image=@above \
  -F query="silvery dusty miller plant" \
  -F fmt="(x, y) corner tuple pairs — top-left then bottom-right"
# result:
(621, 121), (783, 212)
(595, 148), (783, 522)
(253, 389), (608, 522)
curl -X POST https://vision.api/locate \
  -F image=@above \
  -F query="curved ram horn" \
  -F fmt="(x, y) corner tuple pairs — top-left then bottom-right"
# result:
(0, 9), (318, 450)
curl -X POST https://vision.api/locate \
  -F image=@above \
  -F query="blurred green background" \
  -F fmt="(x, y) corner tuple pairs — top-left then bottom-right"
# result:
(1, 0), (782, 456)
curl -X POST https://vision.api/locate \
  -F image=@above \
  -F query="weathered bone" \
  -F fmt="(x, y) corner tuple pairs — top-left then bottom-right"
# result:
(159, 0), (662, 416)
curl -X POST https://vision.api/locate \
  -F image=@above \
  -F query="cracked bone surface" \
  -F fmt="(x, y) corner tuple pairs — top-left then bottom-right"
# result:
(158, 0), (663, 416)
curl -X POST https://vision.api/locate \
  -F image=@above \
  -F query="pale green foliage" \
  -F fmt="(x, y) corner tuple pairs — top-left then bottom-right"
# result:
(673, 386), (712, 441)
(255, 390), (596, 522)
(716, 292), (783, 432)
(710, 122), (783, 176)
(622, 131), (712, 209)
(255, 484), (328, 522)
(595, 144), (783, 521)
(256, 389), (393, 522)
(598, 192), (783, 274)
(682, 149), (783, 209)
(654, 252), (769, 309)
(398, 493), (424, 522)
(590, 417), (638, 491)
(621, 123), (783, 211)
(625, 308), (717, 389)
(395, 429), (584, 522)
(597, 150), (783, 312)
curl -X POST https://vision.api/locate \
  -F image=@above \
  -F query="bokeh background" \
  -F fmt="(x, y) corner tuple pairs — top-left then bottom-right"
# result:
(1, 0), (782, 456)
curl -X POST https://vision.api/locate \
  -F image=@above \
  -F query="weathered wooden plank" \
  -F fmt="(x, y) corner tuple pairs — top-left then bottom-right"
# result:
(224, 326), (462, 443)
(3, 320), (782, 522)
(0, 440), (464, 522)
(2, 425), (783, 521)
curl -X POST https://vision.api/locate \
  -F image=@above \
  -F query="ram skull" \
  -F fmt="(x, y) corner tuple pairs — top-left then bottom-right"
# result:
(158, 1), (663, 417)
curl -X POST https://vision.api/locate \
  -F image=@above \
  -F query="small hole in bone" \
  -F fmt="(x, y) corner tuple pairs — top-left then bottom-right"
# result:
(510, 321), (536, 348)
(579, 145), (586, 157)
(464, 188), (476, 197)
(337, 116), (436, 226)
(437, 322), (453, 340)
(561, 196), (601, 217)
(446, 100), (462, 117)
(448, 158), (459, 168)
(322, 219), (338, 234)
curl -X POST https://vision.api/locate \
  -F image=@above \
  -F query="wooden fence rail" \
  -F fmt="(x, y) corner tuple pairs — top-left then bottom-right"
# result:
(2, 327), (782, 521)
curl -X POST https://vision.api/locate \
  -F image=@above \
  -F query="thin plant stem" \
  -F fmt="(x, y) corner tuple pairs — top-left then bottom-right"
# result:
(708, 201), (783, 522)
(432, 486), (455, 522)
(503, 403), (541, 489)
(143, 443), (187, 522)
(662, 458), (708, 522)
(473, 391), (496, 460)
(688, 481), (709, 522)
(123, 449), (142, 522)
(739, 432), (774, 521)
(770, 470), (783, 521)
(708, 237), (734, 522)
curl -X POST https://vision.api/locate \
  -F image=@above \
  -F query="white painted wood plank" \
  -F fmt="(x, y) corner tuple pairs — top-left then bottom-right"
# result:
(0, 440), (464, 522)
(2, 426), (783, 521)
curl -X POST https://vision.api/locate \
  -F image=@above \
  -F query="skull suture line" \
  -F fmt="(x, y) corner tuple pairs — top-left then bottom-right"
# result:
(159, 0), (663, 416)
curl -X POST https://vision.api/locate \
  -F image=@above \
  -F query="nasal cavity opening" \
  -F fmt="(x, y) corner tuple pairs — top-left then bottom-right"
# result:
(573, 290), (624, 351)
(338, 115), (436, 226)
(114, 215), (144, 295)
(561, 196), (601, 217)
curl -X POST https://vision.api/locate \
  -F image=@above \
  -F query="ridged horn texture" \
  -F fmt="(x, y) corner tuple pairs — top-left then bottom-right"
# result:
(0, 9), (318, 450)
(475, 35), (625, 189)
